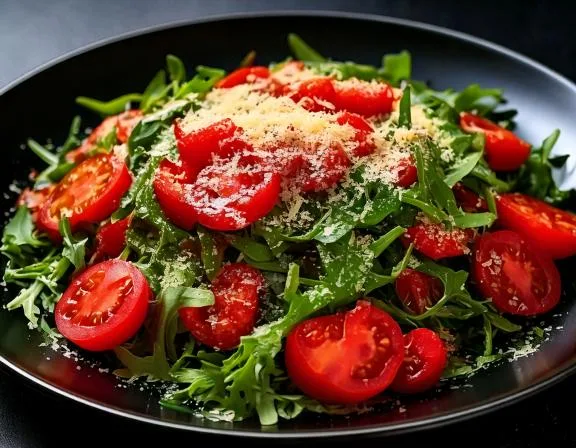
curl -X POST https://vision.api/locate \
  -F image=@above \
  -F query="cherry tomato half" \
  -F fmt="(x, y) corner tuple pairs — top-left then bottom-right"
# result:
(472, 230), (561, 315)
(289, 77), (338, 112)
(174, 119), (252, 173)
(92, 216), (132, 262)
(55, 259), (152, 351)
(116, 110), (143, 143)
(391, 328), (447, 394)
(153, 158), (198, 230)
(496, 193), (576, 260)
(402, 222), (476, 260)
(38, 153), (132, 241)
(459, 112), (530, 172)
(333, 80), (395, 117)
(299, 145), (351, 192)
(17, 186), (54, 222)
(188, 158), (281, 231)
(453, 182), (488, 213)
(215, 66), (271, 89)
(395, 268), (444, 315)
(394, 157), (418, 188)
(285, 300), (404, 404)
(179, 263), (265, 350)
(336, 111), (376, 157)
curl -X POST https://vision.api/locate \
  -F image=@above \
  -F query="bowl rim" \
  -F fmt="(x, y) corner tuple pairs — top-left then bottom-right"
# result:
(1, 9), (576, 439)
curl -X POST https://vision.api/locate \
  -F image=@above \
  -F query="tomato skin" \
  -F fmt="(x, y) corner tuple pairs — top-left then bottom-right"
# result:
(395, 269), (443, 315)
(215, 66), (270, 88)
(55, 260), (152, 351)
(496, 193), (576, 260)
(336, 112), (376, 157)
(92, 216), (131, 262)
(189, 159), (281, 231)
(65, 116), (118, 163)
(289, 77), (338, 112)
(179, 263), (264, 350)
(153, 158), (198, 230)
(394, 157), (418, 188)
(299, 145), (351, 192)
(402, 222), (475, 260)
(472, 230), (561, 315)
(17, 186), (54, 222)
(459, 112), (530, 172)
(116, 110), (143, 143)
(174, 119), (252, 173)
(391, 328), (447, 394)
(453, 182), (488, 213)
(37, 153), (132, 241)
(285, 300), (404, 404)
(333, 80), (395, 117)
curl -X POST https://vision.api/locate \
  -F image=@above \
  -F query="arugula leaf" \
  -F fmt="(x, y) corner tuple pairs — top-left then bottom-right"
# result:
(380, 50), (411, 85)
(76, 93), (143, 116)
(197, 226), (225, 281)
(141, 70), (170, 112)
(287, 33), (326, 62)
(239, 50), (256, 68)
(444, 150), (483, 187)
(166, 54), (186, 84)
(305, 61), (379, 81)
(453, 84), (503, 115)
(59, 218), (87, 273)
(317, 232), (375, 306)
(230, 236), (274, 262)
(115, 284), (210, 380)
(175, 66), (226, 98)
(398, 86), (412, 128)
(514, 129), (573, 204)
(2, 207), (45, 249)
(27, 139), (58, 165)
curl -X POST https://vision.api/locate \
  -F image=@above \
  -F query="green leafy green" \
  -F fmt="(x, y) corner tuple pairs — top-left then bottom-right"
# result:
(76, 93), (143, 115)
(398, 86), (411, 128)
(380, 50), (411, 84)
(166, 54), (186, 84)
(287, 33), (326, 62)
(59, 218), (87, 273)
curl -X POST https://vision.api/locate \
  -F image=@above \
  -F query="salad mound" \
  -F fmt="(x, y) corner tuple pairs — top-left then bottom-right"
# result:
(2, 34), (576, 425)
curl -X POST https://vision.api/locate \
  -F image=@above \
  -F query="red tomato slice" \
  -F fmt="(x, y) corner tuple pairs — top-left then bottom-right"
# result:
(116, 109), (143, 143)
(17, 186), (54, 222)
(153, 158), (199, 230)
(55, 259), (152, 351)
(459, 112), (530, 172)
(37, 153), (132, 241)
(92, 216), (132, 262)
(285, 300), (404, 404)
(174, 119), (252, 173)
(402, 221), (476, 260)
(394, 157), (418, 188)
(179, 263), (264, 350)
(453, 182), (488, 213)
(333, 80), (395, 117)
(289, 77), (338, 112)
(188, 158), (281, 231)
(391, 328), (447, 394)
(472, 230), (561, 315)
(215, 66), (270, 89)
(66, 115), (118, 164)
(336, 111), (376, 157)
(299, 145), (350, 192)
(496, 193), (576, 260)
(395, 268), (444, 315)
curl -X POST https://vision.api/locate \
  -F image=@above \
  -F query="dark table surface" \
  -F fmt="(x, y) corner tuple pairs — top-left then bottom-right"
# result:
(2, 0), (576, 447)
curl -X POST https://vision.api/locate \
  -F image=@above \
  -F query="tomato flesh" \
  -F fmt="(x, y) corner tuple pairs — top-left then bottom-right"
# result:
(216, 66), (271, 89)
(402, 221), (475, 260)
(153, 158), (199, 230)
(394, 157), (418, 188)
(116, 109), (143, 143)
(459, 112), (530, 172)
(289, 77), (338, 112)
(395, 268), (444, 315)
(37, 153), (132, 241)
(497, 193), (576, 259)
(92, 216), (131, 262)
(179, 263), (264, 350)
(472, 230), (561, 315)
(174, 119), (252, 173)
(453, 182), (488, 213)
(333, 80), (395, 117)
(285, 300), (404, 404)
(391, 328), (447, 394)
(336, 112), (376, 157)
(17, 186), (54, 222)
(188, 158), (281, 231)
(55, 259), (151, 351)
(299, 145), (350, 192)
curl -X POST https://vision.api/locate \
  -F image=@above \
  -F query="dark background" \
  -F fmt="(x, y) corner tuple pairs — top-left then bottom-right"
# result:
(1, 0), (575, 447)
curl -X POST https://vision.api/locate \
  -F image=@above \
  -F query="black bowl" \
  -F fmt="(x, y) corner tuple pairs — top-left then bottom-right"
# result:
(1, 11), (576, 439)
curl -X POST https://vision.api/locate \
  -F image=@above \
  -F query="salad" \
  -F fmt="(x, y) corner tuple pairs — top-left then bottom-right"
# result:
(2, 33), (576, 425)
